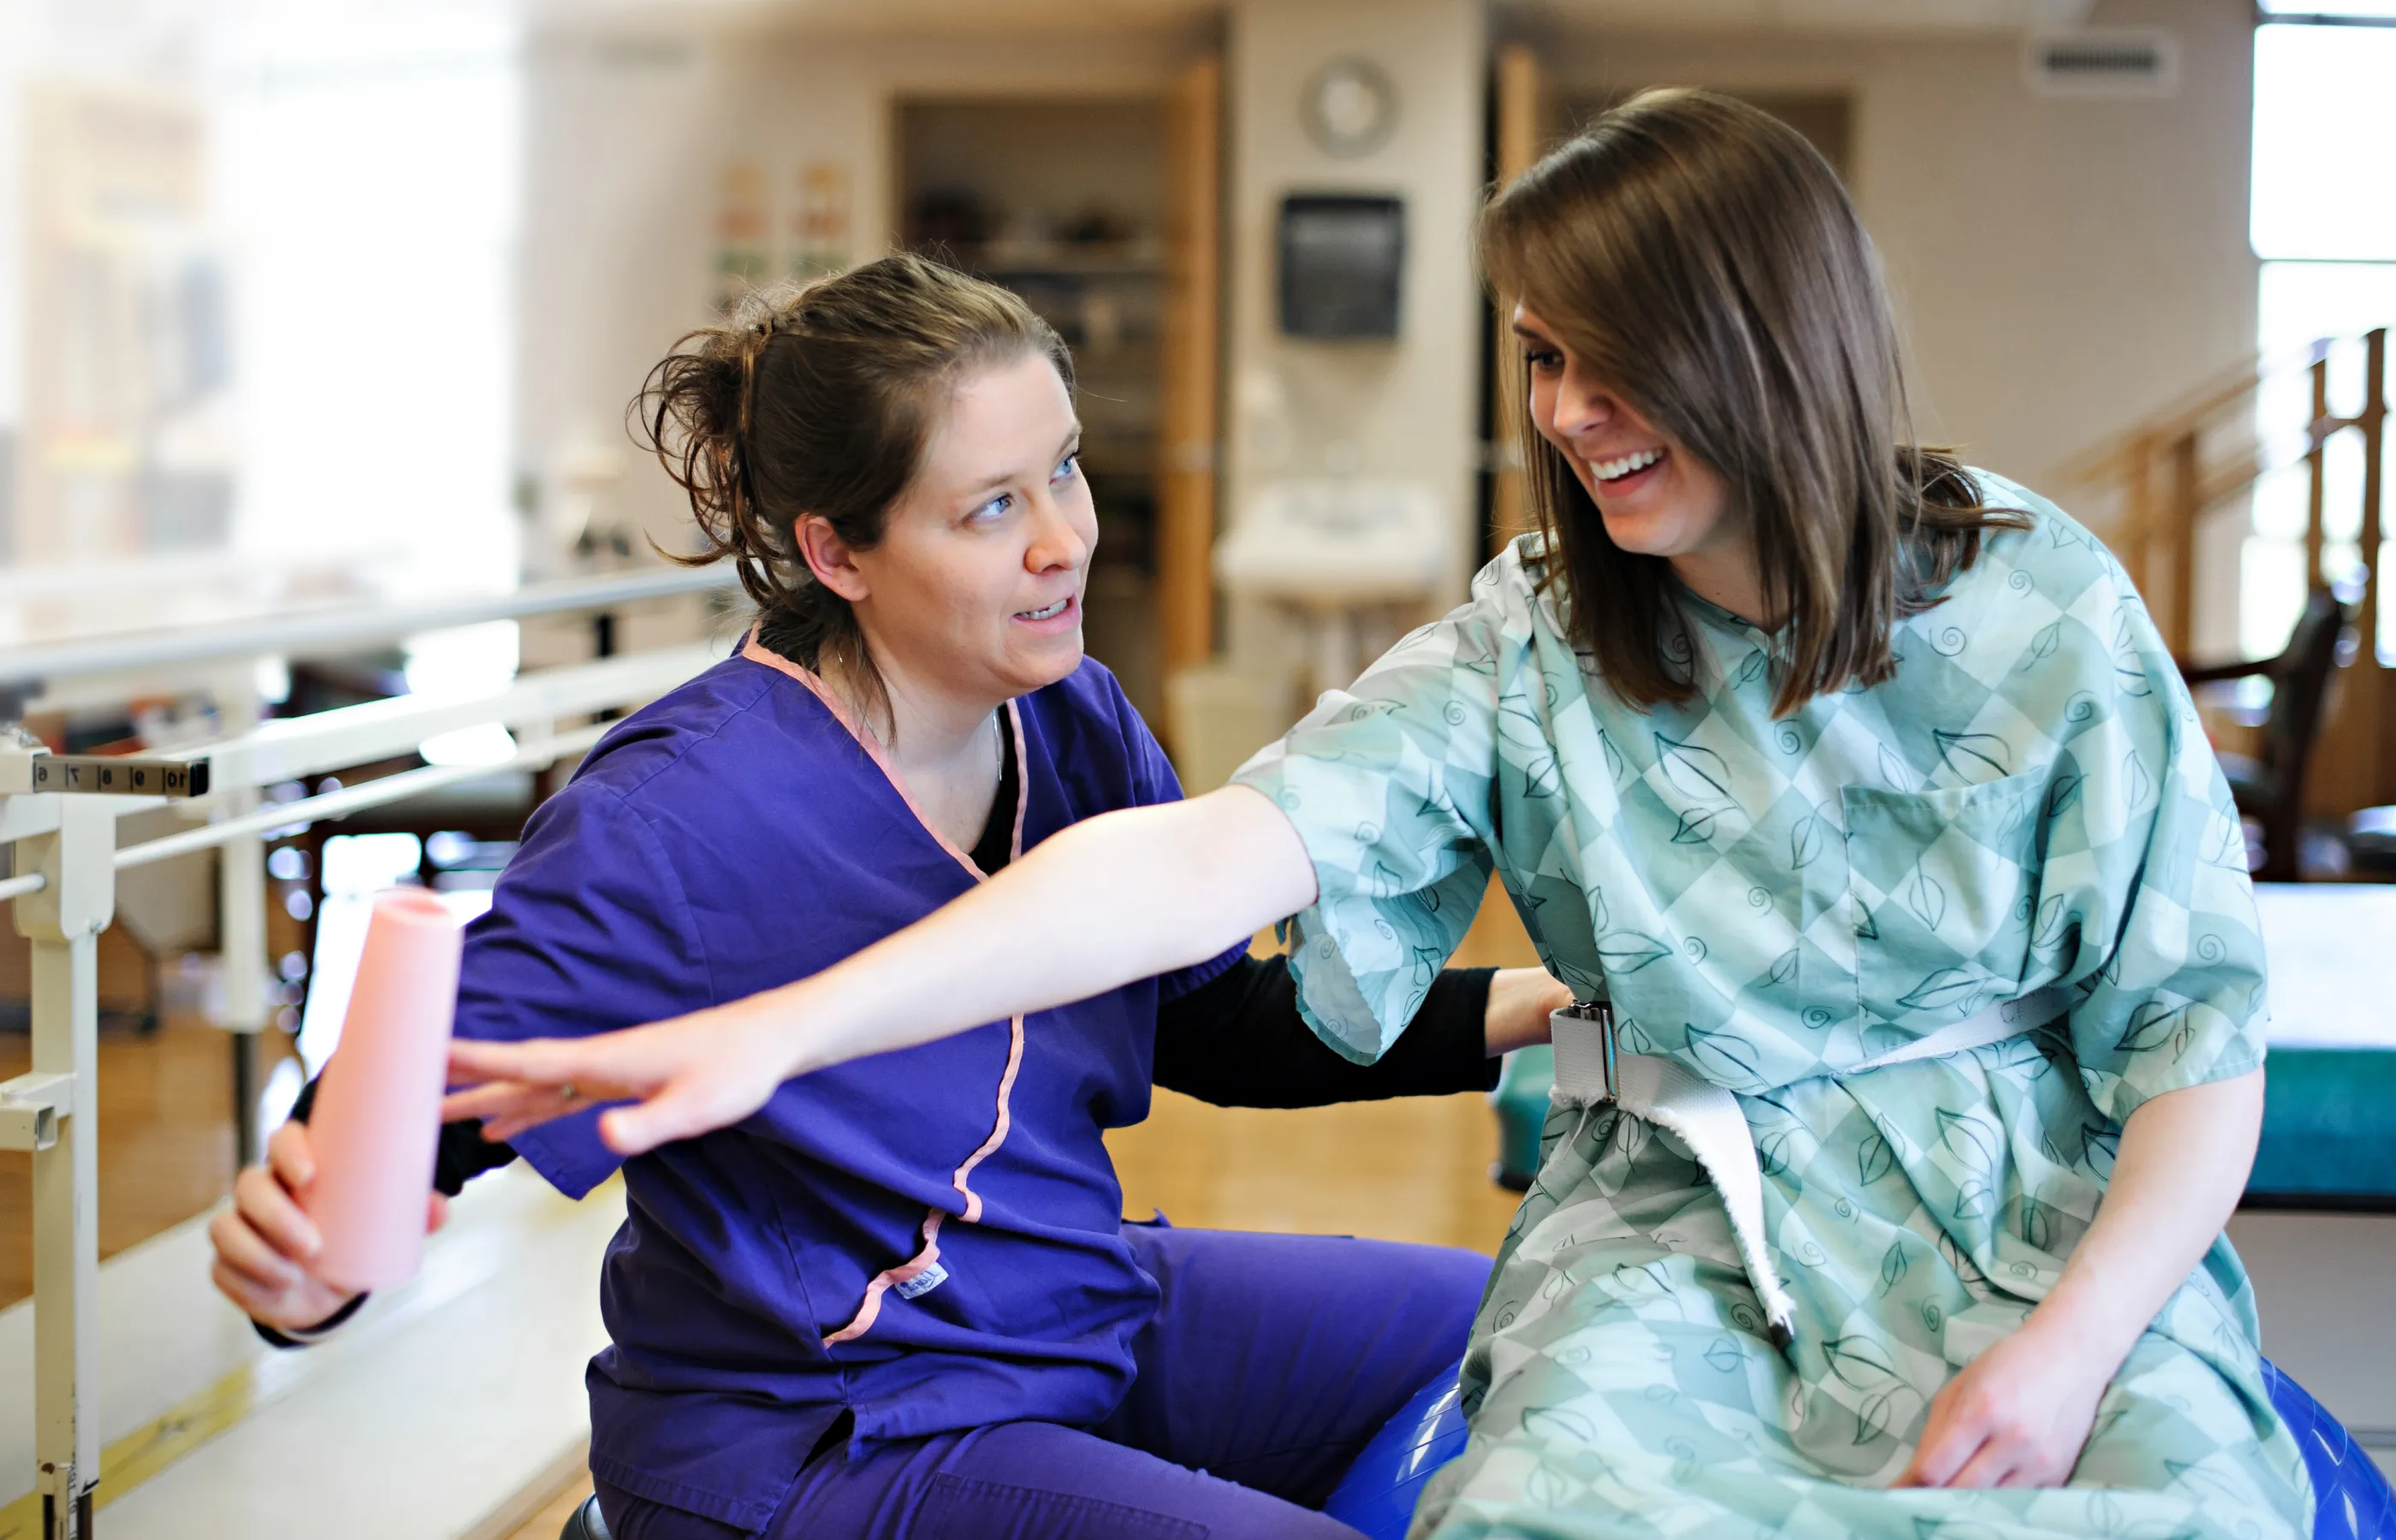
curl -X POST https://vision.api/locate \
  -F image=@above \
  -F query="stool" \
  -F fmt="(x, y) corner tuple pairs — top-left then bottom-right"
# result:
(560, 1493), (611, 1540)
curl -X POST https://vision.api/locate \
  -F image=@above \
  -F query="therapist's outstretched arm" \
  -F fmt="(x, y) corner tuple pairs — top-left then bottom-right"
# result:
(445, 784), (1318, 1154)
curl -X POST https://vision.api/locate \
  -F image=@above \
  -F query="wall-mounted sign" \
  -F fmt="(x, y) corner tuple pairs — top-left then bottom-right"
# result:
(1302, 57), (1399, 159)
(714, 161), (769, 310)
(790, 161), (851, 279)
(1278, 193), (1404, 341)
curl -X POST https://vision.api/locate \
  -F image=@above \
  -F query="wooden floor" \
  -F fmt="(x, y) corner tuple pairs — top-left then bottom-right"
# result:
(0, 1011), (298, 1312)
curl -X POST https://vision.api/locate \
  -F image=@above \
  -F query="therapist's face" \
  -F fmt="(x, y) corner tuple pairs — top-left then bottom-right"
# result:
(839, 351), (1095, 706)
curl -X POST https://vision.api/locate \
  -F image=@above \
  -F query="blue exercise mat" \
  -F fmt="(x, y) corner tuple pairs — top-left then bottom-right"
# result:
(1324, 1356), (2392, 1539)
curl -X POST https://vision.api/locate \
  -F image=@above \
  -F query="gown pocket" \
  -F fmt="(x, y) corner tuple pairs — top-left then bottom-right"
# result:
(1841, 773), (2044, 1033)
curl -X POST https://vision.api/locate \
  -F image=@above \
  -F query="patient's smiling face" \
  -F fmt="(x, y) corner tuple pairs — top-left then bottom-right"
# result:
(1515, 304), (1741, 578)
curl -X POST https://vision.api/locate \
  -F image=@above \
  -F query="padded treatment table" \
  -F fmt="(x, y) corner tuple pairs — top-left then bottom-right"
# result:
(1492, 883), (2396, 1210)
(2241, 886), (2396, 1209)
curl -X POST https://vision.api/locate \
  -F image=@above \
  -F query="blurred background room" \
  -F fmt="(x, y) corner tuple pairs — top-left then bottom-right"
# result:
(1, 0), (2392, 1535)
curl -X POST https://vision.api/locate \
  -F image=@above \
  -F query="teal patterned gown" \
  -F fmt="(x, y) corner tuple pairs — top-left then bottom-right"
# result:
(1230, 474), (2310, 1540)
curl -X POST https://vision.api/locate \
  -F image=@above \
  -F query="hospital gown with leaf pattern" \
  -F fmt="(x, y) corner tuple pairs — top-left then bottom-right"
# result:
(1231, 473), (2311, 1540)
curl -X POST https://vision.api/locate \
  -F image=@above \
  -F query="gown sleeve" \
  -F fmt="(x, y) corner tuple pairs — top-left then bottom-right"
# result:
(2041, 536), (2270, 1122)
(1228, 554), (1527, 1063)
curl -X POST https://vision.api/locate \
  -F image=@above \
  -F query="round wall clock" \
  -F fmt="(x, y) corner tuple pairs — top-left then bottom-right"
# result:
(1302, 57), (1399, 158)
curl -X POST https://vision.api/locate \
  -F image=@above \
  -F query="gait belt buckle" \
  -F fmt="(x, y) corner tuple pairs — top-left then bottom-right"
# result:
(1551, 998), (1619, 1105)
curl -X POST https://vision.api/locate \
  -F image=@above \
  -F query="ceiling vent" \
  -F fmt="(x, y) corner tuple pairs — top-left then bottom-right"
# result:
(2024, 29), (2181, 98)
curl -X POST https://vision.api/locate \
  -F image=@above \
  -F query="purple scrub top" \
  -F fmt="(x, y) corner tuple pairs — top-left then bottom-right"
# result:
(454, 636), (1246, 1533)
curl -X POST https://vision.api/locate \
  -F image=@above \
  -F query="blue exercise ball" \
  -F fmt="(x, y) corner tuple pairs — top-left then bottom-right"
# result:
(1325, 1357), (2393, 1540)
(1321, 1366), (1467, 1537)
(2268, 1359), (2395, 1540)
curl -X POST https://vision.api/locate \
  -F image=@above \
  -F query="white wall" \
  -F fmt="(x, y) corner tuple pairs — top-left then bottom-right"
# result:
(1527, 0), (2258, 651)
(525, 0), (2260, 655)
(516, 22), (1198, 568)
(1221, 0), (1488, 666)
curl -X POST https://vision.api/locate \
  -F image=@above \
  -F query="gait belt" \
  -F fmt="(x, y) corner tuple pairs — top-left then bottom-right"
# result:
(1547, 986), (2072, 1350)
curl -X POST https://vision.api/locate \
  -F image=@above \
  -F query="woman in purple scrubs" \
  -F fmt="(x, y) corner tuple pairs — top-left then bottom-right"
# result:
(209, 254), (1566, 1538)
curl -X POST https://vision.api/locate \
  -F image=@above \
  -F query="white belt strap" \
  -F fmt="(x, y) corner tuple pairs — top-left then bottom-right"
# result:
(1548, 985), (2072, 1350)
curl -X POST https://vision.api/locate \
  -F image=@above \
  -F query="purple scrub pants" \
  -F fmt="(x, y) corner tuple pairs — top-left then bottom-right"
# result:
(595, 1224), (1488, 1539)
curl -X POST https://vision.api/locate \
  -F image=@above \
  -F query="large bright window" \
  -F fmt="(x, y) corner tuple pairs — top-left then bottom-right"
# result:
(217, 3), (523, 600)
(2245, 10), (2396, 660)
(0, 0), (522, 646)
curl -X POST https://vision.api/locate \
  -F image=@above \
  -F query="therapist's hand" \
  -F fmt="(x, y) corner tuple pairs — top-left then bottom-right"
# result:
(209, 1120), (447, 1333)
(444, 1003), (797, 1154)
(1486, 968), (1573, 1057)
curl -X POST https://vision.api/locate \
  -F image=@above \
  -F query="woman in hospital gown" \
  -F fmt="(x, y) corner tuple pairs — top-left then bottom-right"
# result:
(1231, 480), (2305, 1537)
(448, 92), (2312, 1540)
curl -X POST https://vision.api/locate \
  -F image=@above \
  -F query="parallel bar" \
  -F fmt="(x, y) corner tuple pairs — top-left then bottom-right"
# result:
(116, 721), (611, 871)
(15, 795), (116, 1540)
(0, 636), (683, 1537)
(215, 672), (270, 1169)
(0, 564), (738, 695)
(31, 934), (98, 1540)
(188, 643), (717, 797)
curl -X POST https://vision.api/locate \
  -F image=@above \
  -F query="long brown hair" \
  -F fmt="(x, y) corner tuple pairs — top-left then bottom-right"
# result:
(1480, 88), (2026, 716)
(634, 253), (1072, 717)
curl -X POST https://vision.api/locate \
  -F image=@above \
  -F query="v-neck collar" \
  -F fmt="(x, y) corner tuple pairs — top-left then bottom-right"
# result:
(739, 631), (1028, 881)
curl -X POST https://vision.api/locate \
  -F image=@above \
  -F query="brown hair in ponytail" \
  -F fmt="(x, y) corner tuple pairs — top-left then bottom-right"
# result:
(633, 253), (1073, 719)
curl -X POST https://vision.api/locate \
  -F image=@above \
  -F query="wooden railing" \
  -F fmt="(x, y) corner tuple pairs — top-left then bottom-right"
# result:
(2055, 327), (2391, 812)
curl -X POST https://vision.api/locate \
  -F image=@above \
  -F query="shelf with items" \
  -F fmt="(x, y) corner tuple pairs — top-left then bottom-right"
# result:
(897, 95), (1174, 724)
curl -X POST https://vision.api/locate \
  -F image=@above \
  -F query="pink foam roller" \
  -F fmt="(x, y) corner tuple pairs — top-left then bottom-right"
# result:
(303, 887), (464, 1293)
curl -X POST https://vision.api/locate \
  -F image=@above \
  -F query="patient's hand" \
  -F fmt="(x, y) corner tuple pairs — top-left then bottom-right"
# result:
(1892, 1317), (2109, 1489)
(442, 1004), (793, 1155)
(207, 1120), (447, 1334)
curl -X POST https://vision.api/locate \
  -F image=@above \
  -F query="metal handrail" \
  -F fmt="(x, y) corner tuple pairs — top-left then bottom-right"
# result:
(2, 631), (719, 1529)
(116, 723), (613, 871)
(0, 562), (741, 695)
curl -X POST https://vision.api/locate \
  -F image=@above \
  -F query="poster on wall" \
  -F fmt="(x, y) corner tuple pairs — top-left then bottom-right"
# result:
(790, 161), (851, 280)
(21, 80), (232, 581)
(713, 161), (770, 311)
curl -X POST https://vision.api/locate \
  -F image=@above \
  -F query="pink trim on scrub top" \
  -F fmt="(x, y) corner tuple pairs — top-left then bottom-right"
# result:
(738, 634), (1029, 1346)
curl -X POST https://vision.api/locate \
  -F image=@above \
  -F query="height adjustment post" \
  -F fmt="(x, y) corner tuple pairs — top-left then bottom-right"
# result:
(3, 734), (195, 1540)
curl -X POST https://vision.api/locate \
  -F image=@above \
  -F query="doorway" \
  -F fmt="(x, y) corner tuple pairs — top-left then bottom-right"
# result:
(896, 97), (1176, 722)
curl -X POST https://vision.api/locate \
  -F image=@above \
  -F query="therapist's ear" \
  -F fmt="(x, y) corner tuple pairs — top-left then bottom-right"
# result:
(797, 515), (871, 603)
